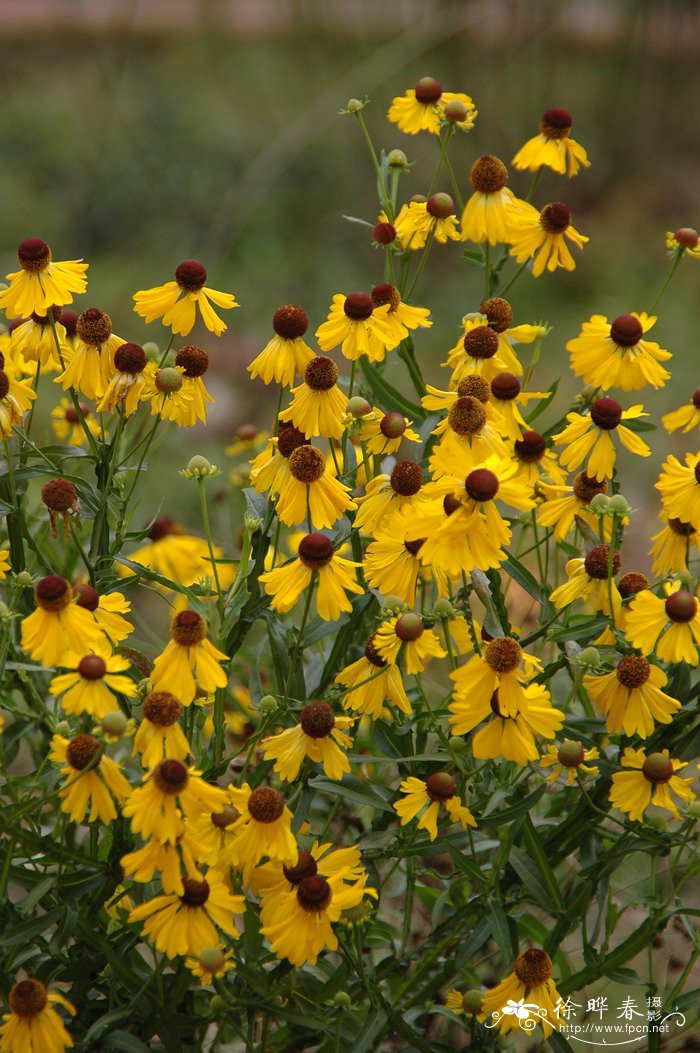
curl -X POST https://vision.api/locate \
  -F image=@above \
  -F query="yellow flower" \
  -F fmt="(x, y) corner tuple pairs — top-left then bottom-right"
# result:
(426, 390), (508, 478)
(507, 200), (588, 276)
(482, 949), (562, 1035)
(249, 426), (310, 498)
(259, 532), (362, 622)
(444, 308), (543, 386)
(278, 356), (348, 439)
(512, 429), (566, 486)
(512, 107), (590, 176)
(373, 613), (446, 674)
(363, 511), (425, 604)
(275, 445), (356, 530)
(666, 227), (700, 259)
(123, 759), (229, 844)
(72, 584), (134, 644)
(185, 946), (235, 985)
(120, 820), (206, 894)
(118, 515), (233, 593)
(460, 156), (526, 246)
(133, 690), (190, 768)
(663, 390), (700, 434)
(10, 309), (66, 371)
(388, 77), (476, 135)
(21, 576), (103, 668)
(1, 977), (75, 1053)
(150, 610), (228, 706)
(369, 283), (432, 350)
(539, 740), (599, 785)
(549, 543), (621, 616)
(49, 733), (131, 825)
(227, 783), (297, 868)
(395, 193), (461, 249)
(0, 363), (37, 436)
(0, 550), (10, 579)
(50, 646), (136, 719)
(167, 344), (214, 426)
(553, 397), (650, 481)
(335, 633), (411, 719)
(650, 513), (697, 576)
(0, 237), (87, 318)
(345, 404), (420, 457)
(128, 872), (244, 958)
(610, 748), (695, 821)
(133, 259), (238, 336)
(248, 303), (314, 386)
(51, 398), (100, 446)
(656, 451), (700, 524)
(355, 461), (425, 534)
(54, 307), (124, 400)
(316, 292), (395, 363)
(262, 701), (354, 782)
(584, 655), (679, 738)
(394, 773), (476, 841)
(488, 369), (549, 440)
(95, 342), (148, 415)
(444, 988), (486, 1020)
(623, 586), (700, 665)
(450, 636), (542, 718)
(567, 312), (670, 391)
(456, 681), (563, 764)
(536, 472), (608, 542)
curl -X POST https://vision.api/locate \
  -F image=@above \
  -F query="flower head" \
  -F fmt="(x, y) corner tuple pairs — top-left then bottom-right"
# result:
(610, 748), (695, 821)
(0, 238), (88, 318)
(150, 609), (228, 705)
(394, 773), (476, 841)
(387, 78), (476, 136)
(262, 700), (355, 782)
(49, 732), (131, 824)
(133, 259), (239, 336)
(567, 312), (670, 391)
(507, 200), (588, 277)
(512, 107), (590, 177)
(553, 397), (650, 481)
(1, 977), (75, 1053)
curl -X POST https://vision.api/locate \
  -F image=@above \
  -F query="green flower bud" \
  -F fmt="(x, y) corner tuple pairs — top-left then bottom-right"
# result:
(578, 646), (600, 669)
(461, 989), (484, 1015)
(333, 991), (352, 1008)
(258, 694), (278, 715)
(199, 947), (226, 972)
(589, 493), (610, 514)
(181, 455), (219, 479)
(142, 341), (161, 359)
(387, 149), (409, 168)
(244, 514), (262, 532)
(56, 720), (71, 736)
(345, 99), (364, 113)
(433, 598), (456, 619)
(101, 711), (128, 738)
(14, 571), (34, 588)
(346, 396), (372, 418)
(607, 494), (631, 516)
(382, 594), (406, 614)
(208, 995), (227, 1016)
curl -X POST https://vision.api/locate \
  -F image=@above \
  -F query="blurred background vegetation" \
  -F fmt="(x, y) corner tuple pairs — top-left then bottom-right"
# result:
(0, 0), (698, 563)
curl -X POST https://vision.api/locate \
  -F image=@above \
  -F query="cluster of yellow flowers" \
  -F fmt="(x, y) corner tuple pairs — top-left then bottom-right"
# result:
(2, 76), (699, 1050)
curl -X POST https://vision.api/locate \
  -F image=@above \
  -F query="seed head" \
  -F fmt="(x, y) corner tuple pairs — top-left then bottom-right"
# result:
(618, 572), (649, 598)
(484, 636), (522, 673)
(9, 979), (48, 1019)
(457, 374), (490, 402)
(443, 99), (468, 122)
(470, 155), (508, 194)
(404, 538), (425, 556)
(414, 77), (442, 103)
(198, 947), (226, 972)
(41, 478), (77, 512)
(296, 874), (332, 912)
(300, 700), (335, 738)
(59, 308), (79, 335)
(305, 356), (338, 392)
(426, 193), (455, 219)
(77, 308), (112, 346)
(616, 655), (650, 689)
(609, 314), (643, 347)
(372, 221), (397, 245)
(35, 575), (72, 612)
(371, 283), (400, 310)
(514, 948), (552, 985)
(180, 877), (210, 906)
(298, 532), (334, 569)
(343, 292), (373, 321)
(675, 227), (699, 248)
(573, 472), (607, 503)
(539, 202), (571, 234)
(283, 850), (318, 885)
(665, 590), (697, 623)
(491, 372), (521, 401)
(584, 544), (620, 579)
(642, 752), (674, 784)
(380, 412), (407, 438)
(248, 786), (284, 823)
(461, 990), (484, 1016)
(514, 430), (546, 463)
(17, 238), (51, 272)
(175, 259), (207, 292)
(480, 296), (513, 333)
(364, 633), (386, 668)
(155, 367), (184, 393)
(143, 691), (183, 727)
(171, 609), (207, 647)
(211, 805), (238, 829)
(395, 612), (424, 642)
(465, 468), (499, 502)
(272, 304), (308, 339)
(540, 107), (572, 138)
(277, 423), (310, 459)
(67, 733), (102, 770)
(73, 583), (99, 611)
(78, 654), (107, 680)
(175, 345), (209, 378)
(288, 444), (325, 483)
(448, 395), (486, 435)
(390, 460), (423, 496)
(463, 324), (499, 360)
(114, 342), (147, 374)
(153, 758), (189, 794)
(557, 740), (585, 767)
(425, 771), (455, 801)
(0, 372), (9, 400)
(590, 397), (622, 430)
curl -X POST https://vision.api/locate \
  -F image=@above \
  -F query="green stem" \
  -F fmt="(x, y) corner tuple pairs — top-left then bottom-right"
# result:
(405, 224), (437, 302)
(281, 575), (316, 704)
(648, 247), (684, 313)
(198, 476), (224, 608)
(354, 110), (392, 217)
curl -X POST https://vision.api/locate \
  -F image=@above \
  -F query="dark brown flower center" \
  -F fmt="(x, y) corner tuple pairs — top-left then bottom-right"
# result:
(426, 771), (455, 801)
(610, 314), (643, 348)
(304, 356), (338, 392)
(17, 238), (50, 272)
(484, 637), (522, 673)
(373, 222), (397, 245)
(35, 575), (72, 612)
(489, 690), (504, 717)
(171, 610), (207, 647)
(426, 193), (455, 219)
(514, 948), (552, 985)
(642, 753), (674, 784)
(298, 532), (334, 569)
(77, 307), (112, 346)
(180, 877), (210, 906)
(371, 283), (400, 311)
(490, 372), (521, 402)
(448, 396), (487, 436)
(675, 227), (699, 248)
(273, 304), (308, 339)
(73, 583), (100, 611)
(283, 850), (318, 885)
(395, 613), (424, 642)
(41, 478), (77, 512)
(248, 786), (285, 823)
(539, 202), (571, 234)
(300, 700), (336, 738)
(443, 493), (462, 516)
(211, 805), (238, 829)
(616, 655), (650, 689)
(78, 655), (107, 680)
(9, 979), (48, 1019)
(175, 345), (209, 378)
(464, 325), (499, 360)
(276, 423), (310, 459)
(143, 691), (183, 727)
(380, 412), (407, 438)
(114, 342), (146, 375)
(470, 155), (508, 194)
(540, 107), (572, 138)
(66, 733), (101, 770)
(175, 259), (207, 292)
(480, 296), (513, 333)
(668, 518), (696, 537)
(457, 374), (490, 402)
(153, 759), (189, 794)
(584, 544), (620, 580)
(364, 633), (387, 667)
(344, 292), (373, 321)
(514, 430), (546, 464)
(404, 538), (425, 556)
(59, 308), (78, 335)
(390, 460), (423, 497)
(573, 472), (607, 503)
(296, 875), (332, 912)
(465, 468), (499, 502)
(147, 516), (181, 542)
(288, 444), (325, 483)
(590, 397), (622, 430)
(665, 590), (697, 623)
(557, 740), (585, 768)
(618, 572), (650, 598)
(414, 76), (442, 103)
(0, 372), (10, 401)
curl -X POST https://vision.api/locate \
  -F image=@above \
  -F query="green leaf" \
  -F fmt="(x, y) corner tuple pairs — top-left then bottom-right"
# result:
(485, 897), (516, 969)
(548, 1030), (575, 1053)
(524, 380), (560, 424)
(352, 1008), (388, 1053)
(503, 553), (542, 602)
(360, 357), (426, 420)
(310, 774), (394, 814)
(481, 784), (546, 826)
(3, 906), (65, 946)
(102, 1033), (152, 1052)
(509, 845), (556, 913)
(522, 816), (564, 911)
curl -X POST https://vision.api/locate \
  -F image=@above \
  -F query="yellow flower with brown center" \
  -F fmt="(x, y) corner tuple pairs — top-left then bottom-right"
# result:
(656, 451), (700, 525)
(460, 156), (526, 245)
(428, 392), (509, 477)
(465, 684), (564, 763)
(553, 396), (650, 481)
(512, 106), (590, 176)
(373, 613), (446, 674)
(445, 988), (486, 1020)
(250, 424), (310, 498)
(584, 655), (680, 738)
(0, 364), (37, 436)
(259, 532), (362, 622)
(394, 772), (476, 841)
(118, 515), (233, 593)
(133, 258), (239, 336)
(72, 582), (134, 644)
(51, 397), (100, 446)
(248, 303), (315, 386)
(21, 576), (104, 668)
(393, 193), (461, 249)
(122, 759), (229, 844)
(650, 513), (698, 576)
(49, 645), (136, 719)
(128, 872), (244, 958)
(49, 733), (132, 825)
(133, 690), (190, 768)
(363, 510), (427, 605)
(335, 632), (412, 718)
(536, 471), (608, 541)
(227, 783), (297, 868)
(0, 977), (75, 1053)
(369, 283), (432, 353)
(623, 586), (700, 665)
(482, 949), (562, 1035)
(663, 387), (700, 434)
(275, 445), (356, 530)
(187, 801), (240, 867)
(568, 312), (671, 391)
(185, 946), (235, 986)
(10, 305), (66, 371)
(262, 700), (355, 782)
(354, 460), (425, 534)
(96, 341), (148, 415)
(120, 817), (206, 894)
(278, 356), (348, 439)
(387, 77), (476, 135)
(540, 739), (599, 785)
(450, 635), (543, 720)
(316, 291), (395, 362)
(55, 306), (124, 400)
(507, 200), (588, 276)
(0, 237), (88, 318)
(548, 543), (622, 616)
(610, 748), (695, 821)
(444, 300), (544, 383)
(345, 405), (420, 457)
(150, 609), (228, 705)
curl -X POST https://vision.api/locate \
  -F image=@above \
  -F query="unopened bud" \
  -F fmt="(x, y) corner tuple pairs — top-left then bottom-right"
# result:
(346, 396), (372, 418)
(101, 711), (128, 738)
(14, 571), (34, 588)
(578, 646), (600, 669)
(607, 494), (631, 516)
(346, 99), (363, 113)
(387, 149), (408, 168)
(333, 992), (352, 1008)
(433, 598), (456, 618)
(258, 694), (278, 715)
(589, 494), (610, 515)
